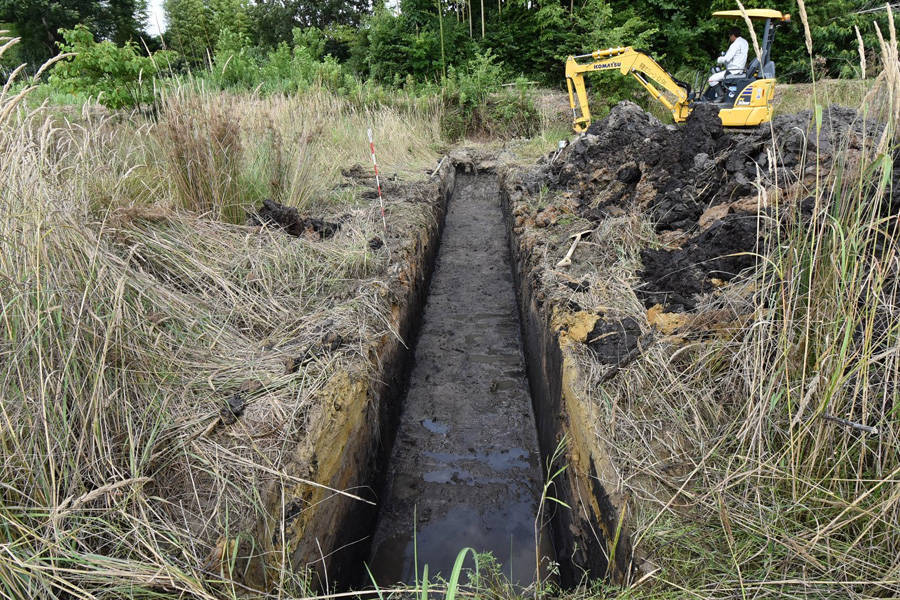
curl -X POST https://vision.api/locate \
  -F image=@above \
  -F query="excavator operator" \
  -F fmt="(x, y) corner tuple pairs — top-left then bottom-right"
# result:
(707, 27), (749, 99)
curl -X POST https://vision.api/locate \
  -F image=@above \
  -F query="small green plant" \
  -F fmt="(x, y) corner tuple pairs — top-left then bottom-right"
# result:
(366, 547), (479, 600)
(49, 25), (174, 109)
(535, 436), (571, 598)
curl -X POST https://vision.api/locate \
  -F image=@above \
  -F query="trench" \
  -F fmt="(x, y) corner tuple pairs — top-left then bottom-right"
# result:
(366, 172), (548, 584)
(284, 163), (614, 591)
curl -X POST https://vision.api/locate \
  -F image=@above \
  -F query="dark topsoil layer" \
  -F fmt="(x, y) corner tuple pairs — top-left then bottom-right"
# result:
(248, 198), (343, 239)
(514, 101), (889, 314)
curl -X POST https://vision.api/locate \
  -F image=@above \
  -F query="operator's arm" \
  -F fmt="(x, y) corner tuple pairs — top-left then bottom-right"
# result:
(717, 40), (737, 65)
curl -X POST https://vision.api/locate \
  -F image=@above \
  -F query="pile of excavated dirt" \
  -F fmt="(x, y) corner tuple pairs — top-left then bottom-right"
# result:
(514, 101), (884, 313)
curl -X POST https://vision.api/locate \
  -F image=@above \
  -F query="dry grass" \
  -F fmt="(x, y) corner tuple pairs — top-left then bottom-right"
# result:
(0, 42), (441, 598)
(545, 13), (900, 600)
(155, 81), (442, 222)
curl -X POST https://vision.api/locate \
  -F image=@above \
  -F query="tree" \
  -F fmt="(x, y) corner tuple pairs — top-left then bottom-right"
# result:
(163, 0), (249, 65)
(49, 24), (174, 108)
(0, 0), (148, 69)
(249, 0), (370, 48)
(106, 0), (149, 46)
(355, 2), (472, 83)
(163, 0), (212, 64)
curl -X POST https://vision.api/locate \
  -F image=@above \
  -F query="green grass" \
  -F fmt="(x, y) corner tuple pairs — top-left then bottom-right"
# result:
(774, 77), (875, 115)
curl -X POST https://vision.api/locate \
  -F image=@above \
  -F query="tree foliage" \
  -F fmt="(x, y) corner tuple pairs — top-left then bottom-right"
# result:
(4, 0), (885, 113)
(352, 0), (883, 88)
(248, 0), (370, 50)
(0, 0), (147, 68)
(49, 24), (174, 108)
(163, 0), (250, 65)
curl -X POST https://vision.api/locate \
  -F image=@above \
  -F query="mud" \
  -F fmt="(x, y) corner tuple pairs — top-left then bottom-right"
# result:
(248, 198), (342, 238)
(367, 173), (546, 585)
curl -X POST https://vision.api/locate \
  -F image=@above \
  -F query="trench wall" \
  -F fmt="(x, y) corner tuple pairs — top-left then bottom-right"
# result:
(499, 171), (634, 586)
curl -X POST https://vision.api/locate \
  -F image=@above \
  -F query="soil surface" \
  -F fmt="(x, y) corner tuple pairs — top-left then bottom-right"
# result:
(510, 101), (886, 316)
(367, 173), (544, 585)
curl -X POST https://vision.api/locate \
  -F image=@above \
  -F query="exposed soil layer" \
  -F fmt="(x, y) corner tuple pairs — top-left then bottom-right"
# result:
(248, 198), (342, 238)
(368, 173), (545, 585)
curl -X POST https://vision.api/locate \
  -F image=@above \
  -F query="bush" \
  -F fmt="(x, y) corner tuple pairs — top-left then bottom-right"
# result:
(213, 26), (344, 94)
(49, 25), (175, 109)
(439, 50), (538, 140)
(212, 28), (259, 89)
(483, 80), (540, 138)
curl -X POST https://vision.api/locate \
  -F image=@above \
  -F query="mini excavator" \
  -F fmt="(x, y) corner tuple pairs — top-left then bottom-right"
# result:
(565, 9), (791, 131)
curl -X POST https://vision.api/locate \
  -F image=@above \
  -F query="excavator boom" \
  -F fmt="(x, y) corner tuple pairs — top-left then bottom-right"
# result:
(565, 47), (690, 132)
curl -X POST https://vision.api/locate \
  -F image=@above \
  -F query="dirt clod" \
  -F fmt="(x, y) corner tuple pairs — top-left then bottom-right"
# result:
(248, 199), (341, 238)
(220, 393), (246, 425)
(586, 317), (642, 364)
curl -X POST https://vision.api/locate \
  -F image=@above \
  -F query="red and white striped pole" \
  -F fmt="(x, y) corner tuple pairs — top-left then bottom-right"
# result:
(367, 128), (387, 233)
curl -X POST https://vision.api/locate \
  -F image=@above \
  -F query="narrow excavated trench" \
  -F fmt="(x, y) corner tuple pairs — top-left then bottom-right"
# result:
(282, 163), (615, 591)
(366, 172), (547, 584)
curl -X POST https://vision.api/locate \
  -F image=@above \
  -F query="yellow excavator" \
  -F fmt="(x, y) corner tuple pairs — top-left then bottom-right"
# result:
(565, 9), (791, 132)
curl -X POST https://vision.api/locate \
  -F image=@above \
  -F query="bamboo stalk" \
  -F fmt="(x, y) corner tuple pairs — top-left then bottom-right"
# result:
(480, 0), (485, 37)
(437, 0), (446, 79)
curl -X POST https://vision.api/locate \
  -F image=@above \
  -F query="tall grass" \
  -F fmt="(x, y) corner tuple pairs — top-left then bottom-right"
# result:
(156, 81), (442, 222)
(579, 8), (900, 600)
(0, 39), (441, 598)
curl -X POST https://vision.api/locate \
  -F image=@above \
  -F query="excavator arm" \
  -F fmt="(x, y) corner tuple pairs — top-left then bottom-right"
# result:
(565, 47), (691, 132)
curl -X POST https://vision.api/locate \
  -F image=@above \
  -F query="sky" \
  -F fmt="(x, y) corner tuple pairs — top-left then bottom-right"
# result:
(147, 0), (166, 36)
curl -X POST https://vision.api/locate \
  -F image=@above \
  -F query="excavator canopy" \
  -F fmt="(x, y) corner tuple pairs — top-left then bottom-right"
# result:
(712, 9), (790, 21)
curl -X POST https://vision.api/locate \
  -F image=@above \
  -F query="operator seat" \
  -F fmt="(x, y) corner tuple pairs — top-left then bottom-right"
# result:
(724, 57), (775, 82)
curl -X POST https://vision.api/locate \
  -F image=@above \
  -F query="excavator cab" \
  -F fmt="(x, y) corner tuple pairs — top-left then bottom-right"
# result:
(564, 8), (790, 131)
(704, 9), (791, 126)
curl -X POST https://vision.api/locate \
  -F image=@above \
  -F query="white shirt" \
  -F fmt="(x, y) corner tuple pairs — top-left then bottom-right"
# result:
(717, 36), (749, 72)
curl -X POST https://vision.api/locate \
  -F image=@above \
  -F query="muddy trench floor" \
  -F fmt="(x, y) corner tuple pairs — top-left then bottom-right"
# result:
(366, 173), (545, 585)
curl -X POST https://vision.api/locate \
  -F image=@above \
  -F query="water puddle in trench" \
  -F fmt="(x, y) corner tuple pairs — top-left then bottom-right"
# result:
(366, 173), (546, 585)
